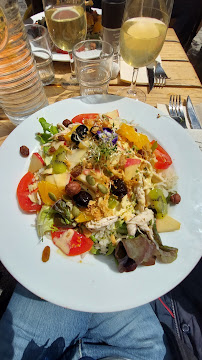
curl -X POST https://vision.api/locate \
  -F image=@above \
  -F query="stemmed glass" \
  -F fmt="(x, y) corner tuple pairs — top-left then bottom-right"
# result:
(118, 0), (174, 101)
(42, 0), (87, 88)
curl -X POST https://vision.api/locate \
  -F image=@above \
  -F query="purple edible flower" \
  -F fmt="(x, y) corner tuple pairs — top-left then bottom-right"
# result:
(103, 127), (113, 135)
(112, 135), (118, 145)
(97, 128), (118, 145)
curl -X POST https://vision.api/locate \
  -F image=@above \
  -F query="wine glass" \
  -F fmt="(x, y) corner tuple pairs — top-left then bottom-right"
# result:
(118, 0), (174, 101)
(42, 0), (87, 87)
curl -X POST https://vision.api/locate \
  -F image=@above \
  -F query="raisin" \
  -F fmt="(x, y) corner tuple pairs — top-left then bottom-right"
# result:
(49, 146), (56, 154)
(20, 145), (29, 157)
(42, 246), (50, 263)
(57, 135), (66, 141)
(71, 164), (83, 178)
(63, 119), (71, 127)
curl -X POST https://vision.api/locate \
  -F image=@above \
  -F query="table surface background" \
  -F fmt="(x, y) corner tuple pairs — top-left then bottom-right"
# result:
(0, 28), (202, 146)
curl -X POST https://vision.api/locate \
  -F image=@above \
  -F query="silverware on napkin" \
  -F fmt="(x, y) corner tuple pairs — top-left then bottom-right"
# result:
(186, 96), (201, 129)
(146, 65), (154, 91)
(168, 95), (187, 128)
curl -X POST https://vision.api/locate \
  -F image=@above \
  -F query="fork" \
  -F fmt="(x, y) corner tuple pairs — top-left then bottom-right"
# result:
(154, 62), (168, 86)
(168, 95), (187, 128)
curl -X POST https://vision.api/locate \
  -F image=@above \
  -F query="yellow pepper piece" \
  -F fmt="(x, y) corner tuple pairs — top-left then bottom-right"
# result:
(38, 181), (65, 206)
(64, 125), (78, 142)
(75, 212), (93, 223)
(117, 123), (150, 149)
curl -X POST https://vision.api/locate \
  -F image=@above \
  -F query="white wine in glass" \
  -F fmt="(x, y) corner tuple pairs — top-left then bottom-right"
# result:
(118, 0), (174, 101)
(42, 0), (87, 87)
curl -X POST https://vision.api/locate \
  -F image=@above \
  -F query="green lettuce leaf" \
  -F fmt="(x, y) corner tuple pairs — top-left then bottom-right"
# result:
(36, 118), (58, 145)
(37, 205), (56, 238)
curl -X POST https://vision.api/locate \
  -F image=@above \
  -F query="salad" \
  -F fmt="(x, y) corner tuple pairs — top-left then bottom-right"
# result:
(17, 110), (181, 272)
(36, 7), (102, 55)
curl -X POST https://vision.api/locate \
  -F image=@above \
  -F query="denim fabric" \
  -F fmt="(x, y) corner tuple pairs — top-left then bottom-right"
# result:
(0, 284), (171, 360)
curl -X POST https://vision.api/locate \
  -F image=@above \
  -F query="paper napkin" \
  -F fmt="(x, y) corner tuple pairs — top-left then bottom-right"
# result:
(120, 55), (161, 84)
(157, 103), (202, 151)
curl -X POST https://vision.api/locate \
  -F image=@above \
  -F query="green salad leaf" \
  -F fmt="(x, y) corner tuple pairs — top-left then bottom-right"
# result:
(37, 205), (56, 238)
(39, 117), (58, 134)
(36, 117), (58, 144)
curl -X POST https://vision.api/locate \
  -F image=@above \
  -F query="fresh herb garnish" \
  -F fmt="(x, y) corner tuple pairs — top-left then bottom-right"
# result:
(36, 117), (58, 144)
(89, 141), (117, 163)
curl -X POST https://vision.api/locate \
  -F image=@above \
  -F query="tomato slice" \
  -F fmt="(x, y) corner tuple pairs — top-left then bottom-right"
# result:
(151, 140), (172, 169)
(17, 172), (42, 213)
(51, 229), (93, 256)
(71, 113), (99, 124)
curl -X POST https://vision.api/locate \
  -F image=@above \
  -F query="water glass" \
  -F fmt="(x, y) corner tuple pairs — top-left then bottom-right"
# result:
(25, 24), (55, 86)
(73, 40), (113, 96)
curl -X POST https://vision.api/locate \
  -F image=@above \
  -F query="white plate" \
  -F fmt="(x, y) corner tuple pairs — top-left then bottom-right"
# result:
(0, 95), (202, 312)
(30, 9), (102, 62)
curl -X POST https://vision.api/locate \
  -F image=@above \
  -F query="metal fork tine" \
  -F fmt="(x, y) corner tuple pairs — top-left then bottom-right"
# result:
(173, 96), (178, 116)
(154, 62), (168, 87)
(175, 95), (179, 116)
(178, 95), (186, 122)
(169, 95), (172, 110)
(179, 95), (182, 106)
(169, 95), (174, 116)
(169, 95), (172, 111)
(168, 95), (187, 128)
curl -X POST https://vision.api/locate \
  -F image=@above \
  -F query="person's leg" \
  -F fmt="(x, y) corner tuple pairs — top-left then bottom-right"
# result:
(0, 283), (92, 360)
(81, 304), (171, 360)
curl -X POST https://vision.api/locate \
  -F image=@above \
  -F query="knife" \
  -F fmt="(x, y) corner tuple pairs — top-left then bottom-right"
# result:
(146, 64), (154, 91)
(186, 96), (201, 129)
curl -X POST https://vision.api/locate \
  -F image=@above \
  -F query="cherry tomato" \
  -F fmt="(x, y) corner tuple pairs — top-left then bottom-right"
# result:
(51, 229), (93, 256)
(17, 172), (42, 213)
(71, 113), (99, 124)
(151, 140), (172, 169)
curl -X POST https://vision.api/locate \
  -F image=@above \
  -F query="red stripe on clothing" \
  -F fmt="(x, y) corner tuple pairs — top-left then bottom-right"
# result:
(158, 297), (174, 318)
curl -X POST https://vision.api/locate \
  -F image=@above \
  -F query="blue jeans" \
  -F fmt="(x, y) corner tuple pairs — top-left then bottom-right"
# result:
(0, 284), (171, 360)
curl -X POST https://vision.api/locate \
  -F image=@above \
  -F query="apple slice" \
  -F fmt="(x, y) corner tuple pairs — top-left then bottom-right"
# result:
(104, 109), (119, 119)
(124, 158), (141, 181)
(45, 174), (56, 186)
(104, 110), (120, 128)
(156, 215), (181, 233)
(125, 158), (141, 168)
(45, 172), (70, 190)
(29, 153), (45, 173)
(54, 172), (70, 189)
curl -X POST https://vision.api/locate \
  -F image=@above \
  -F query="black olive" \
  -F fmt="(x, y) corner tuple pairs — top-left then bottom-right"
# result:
(73, 190), (92, 207)
(71, 132), (80, 145)
(111, 179), (127, 198)
(76, 125), (88, 139)
(90, 126), (99, 140)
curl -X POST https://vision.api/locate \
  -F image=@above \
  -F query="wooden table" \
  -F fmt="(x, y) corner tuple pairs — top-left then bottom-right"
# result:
(0, 28), (202, 146)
